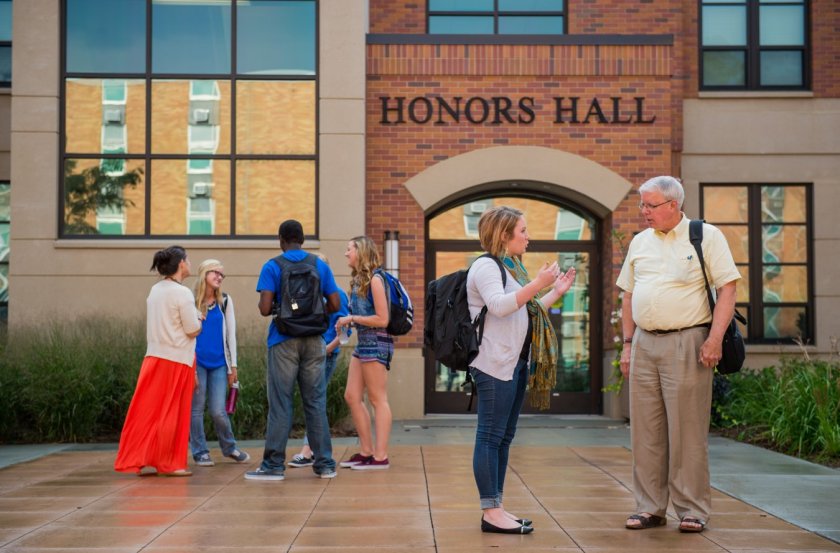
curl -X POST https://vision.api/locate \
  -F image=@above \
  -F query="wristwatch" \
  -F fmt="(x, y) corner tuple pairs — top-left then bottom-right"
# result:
(623, 338), (633, 343)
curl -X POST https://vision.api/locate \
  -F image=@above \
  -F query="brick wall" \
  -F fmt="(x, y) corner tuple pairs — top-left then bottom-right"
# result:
(367, 41), (669, 346)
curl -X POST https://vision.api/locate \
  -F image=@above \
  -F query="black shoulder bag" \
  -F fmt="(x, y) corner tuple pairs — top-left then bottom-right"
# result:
(688, 220), (747, 375)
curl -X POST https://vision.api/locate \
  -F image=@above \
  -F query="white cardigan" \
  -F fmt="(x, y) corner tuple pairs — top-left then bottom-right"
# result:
(218, 293), (238, 374)
(466, 257), (529, 381)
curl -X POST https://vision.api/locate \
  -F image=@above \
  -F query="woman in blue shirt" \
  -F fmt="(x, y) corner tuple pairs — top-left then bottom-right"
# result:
(190, 259), (250, 467)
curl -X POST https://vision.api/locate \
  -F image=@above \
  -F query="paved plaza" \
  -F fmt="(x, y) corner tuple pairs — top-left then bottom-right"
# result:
(0, 417), (838, 552)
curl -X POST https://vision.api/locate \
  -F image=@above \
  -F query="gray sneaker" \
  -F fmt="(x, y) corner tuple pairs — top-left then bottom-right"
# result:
(226, 449), (251, 463)
(318, 469), (337, 479)
(244, 467), (284, 481)
(194, 454), (214, 467)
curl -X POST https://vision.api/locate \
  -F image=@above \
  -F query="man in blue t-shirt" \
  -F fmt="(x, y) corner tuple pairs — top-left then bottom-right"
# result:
(245, 220), (341, 481)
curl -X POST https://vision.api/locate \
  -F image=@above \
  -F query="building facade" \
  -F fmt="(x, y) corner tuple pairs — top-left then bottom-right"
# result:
(5, 0), (839, 418)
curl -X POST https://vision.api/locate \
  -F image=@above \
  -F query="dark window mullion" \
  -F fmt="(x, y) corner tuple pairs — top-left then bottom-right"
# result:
(231, 0), (237, 236)
(145, 0), (153, 237)
(748, 185), (764, 341)
(746, 0), (760, 88)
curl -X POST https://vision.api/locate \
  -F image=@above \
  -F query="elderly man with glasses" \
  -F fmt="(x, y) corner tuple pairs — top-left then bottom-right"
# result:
(616, 176), (741, 534)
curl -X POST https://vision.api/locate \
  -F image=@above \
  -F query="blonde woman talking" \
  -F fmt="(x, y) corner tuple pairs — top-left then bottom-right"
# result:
(335, 236), (393, 470)
(467, 206), (575, 533)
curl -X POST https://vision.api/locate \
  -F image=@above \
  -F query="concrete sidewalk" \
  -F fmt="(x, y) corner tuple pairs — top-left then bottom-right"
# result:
(0, 416), (837, 552)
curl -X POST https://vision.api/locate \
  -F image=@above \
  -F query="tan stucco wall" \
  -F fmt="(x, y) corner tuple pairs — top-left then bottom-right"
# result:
(682, 97), (840, 365)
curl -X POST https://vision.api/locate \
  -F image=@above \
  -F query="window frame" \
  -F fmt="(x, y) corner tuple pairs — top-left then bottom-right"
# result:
(0, 0), (11, 88)
(698, 0), (811, 91)
(427, 0), (567, 35)
(59, 0), (320, 239)
(700, 183), (815, 344)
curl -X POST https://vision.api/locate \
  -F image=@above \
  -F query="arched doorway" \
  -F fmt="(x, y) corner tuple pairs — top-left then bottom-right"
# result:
(425, 191), (602, 414)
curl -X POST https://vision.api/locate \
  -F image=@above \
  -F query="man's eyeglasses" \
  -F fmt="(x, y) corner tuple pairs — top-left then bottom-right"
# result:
(638, 200), (673, 211)
(209, 270), (225, 280)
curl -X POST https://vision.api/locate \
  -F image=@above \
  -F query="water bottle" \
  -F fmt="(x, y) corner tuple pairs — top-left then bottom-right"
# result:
(225, 381), (239, 415)
(338, 326), (350, 345)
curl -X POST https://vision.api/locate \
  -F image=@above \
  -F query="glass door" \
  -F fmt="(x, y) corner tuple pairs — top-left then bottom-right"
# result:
(424, 195), (602, 414)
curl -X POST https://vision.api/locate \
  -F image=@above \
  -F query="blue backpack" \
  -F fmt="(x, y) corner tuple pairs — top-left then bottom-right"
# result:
(369, 269), (414, 336)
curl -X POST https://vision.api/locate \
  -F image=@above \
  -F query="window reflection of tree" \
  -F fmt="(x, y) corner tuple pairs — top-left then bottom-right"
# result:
(64, 160), (143, 235)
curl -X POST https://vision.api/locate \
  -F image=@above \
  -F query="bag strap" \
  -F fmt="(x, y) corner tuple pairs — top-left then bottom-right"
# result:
(689, 219), (717, 316)
(220, 292), (229, 315)
(474, 253), (507, 345)
(689, 220), (747, 327)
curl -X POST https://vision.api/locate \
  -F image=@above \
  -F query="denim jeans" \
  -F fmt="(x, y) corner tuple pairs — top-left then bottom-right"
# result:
(262, 336), (335, 474)
(190, 364), (237, 458)
(303, 350), (339, 448)
(471, 357), (528, 509)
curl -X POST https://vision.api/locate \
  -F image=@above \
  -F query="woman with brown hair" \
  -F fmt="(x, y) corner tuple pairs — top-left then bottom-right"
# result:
(335, 236), (393, 470)
(467, 206), (576, 533)
(114, 246), (202, 477)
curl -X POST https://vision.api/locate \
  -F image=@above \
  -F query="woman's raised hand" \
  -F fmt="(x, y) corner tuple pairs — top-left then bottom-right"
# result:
(552, 267), (577, 296)
(536, 261), (560, 288)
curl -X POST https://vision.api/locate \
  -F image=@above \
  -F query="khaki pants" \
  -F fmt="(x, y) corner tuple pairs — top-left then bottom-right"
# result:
(629, 326), (713, 522)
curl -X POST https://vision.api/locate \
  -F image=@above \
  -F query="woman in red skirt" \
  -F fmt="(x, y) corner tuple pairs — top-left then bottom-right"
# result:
(115, 246), (202, 477)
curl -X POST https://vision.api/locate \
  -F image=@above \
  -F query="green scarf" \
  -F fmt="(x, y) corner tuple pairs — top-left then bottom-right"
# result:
(502, 256), (558, 410)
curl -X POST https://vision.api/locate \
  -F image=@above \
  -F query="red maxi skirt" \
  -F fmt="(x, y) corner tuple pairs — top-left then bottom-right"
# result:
(114, 356), (195, 474)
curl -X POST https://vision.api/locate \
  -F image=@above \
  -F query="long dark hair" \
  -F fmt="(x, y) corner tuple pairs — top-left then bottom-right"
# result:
(150, 246), (187, 277)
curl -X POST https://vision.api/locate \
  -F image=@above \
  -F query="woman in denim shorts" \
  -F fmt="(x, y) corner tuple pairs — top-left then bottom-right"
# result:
(335, 236), (393, 471)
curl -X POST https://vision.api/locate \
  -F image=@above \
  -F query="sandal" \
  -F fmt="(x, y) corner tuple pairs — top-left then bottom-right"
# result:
(679, 516), (706, 533)
(625, 513), (667, 530)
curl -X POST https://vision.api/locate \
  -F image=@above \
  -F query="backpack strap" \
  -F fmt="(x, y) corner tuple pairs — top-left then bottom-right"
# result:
(220, 292), (229, 315)
(689, 219), (717, 316)
(272, 252), (318, 294)
(473, 253), (507, 346)
(689, 220), (747, 327)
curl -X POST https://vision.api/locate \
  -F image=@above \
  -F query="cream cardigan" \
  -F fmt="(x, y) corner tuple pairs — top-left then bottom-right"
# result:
(145, 279), (201, 367)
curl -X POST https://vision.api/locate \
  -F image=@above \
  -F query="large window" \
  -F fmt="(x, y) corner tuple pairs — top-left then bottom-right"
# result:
(700, 0), (809, 90)
(0, 0), (11, 88)
(61, 0), (317, 238)
(428, 0), (565, 34)
(701, 184), (813, 343)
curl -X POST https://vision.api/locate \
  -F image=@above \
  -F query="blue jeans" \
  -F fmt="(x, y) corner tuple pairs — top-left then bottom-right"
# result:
(471, 357), (528, 509)
(190, 364), (238, 458)
(262, 336), (335, 474)
(303, 350), (339, 448)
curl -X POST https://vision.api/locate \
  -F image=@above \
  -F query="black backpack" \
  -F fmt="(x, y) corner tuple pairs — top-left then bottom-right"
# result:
(369, 269), (414, 336)
(424, 253), (506, 374)
(272, 253), (329, 337)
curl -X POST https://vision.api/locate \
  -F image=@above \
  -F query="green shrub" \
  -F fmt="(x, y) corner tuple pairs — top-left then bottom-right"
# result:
(0, 318), (351, 443)
(715, 358), (840, 461)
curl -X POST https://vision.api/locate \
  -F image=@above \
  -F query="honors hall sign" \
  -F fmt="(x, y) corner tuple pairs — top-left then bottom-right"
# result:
(379, 95), (656, 125)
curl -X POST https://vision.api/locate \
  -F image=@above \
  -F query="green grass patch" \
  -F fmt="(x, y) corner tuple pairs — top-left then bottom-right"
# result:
(714, 357), (840, 464)
(0, 318), (351, 443)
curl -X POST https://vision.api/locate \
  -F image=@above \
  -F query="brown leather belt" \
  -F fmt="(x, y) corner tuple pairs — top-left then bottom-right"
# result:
(644, 323), (710, 335)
